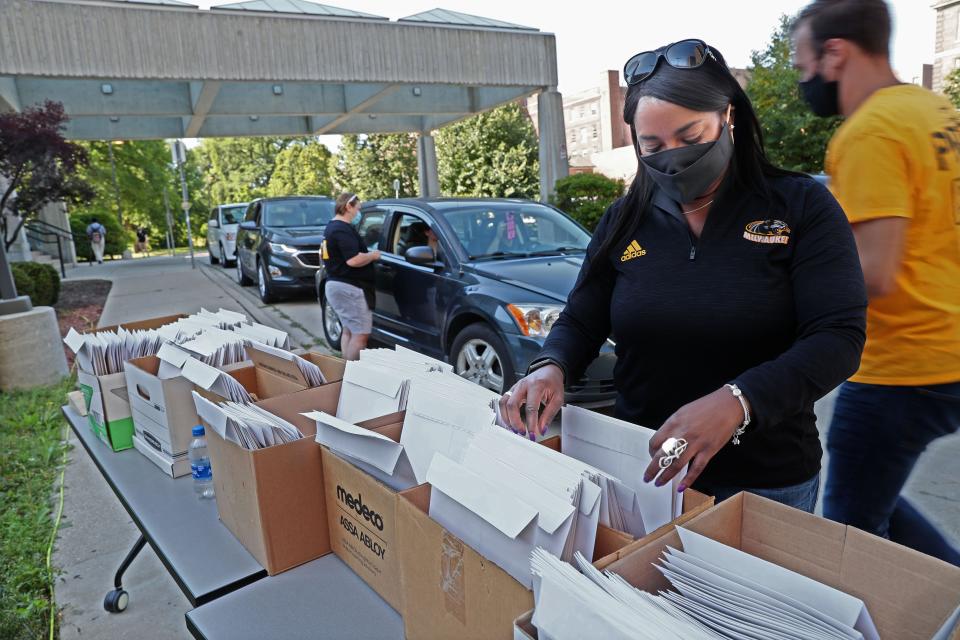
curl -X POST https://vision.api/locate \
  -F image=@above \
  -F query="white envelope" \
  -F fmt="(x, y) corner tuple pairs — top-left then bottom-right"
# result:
(427, 453), (575, 588)
(399, 385), (495, 483)
(470, 427), (602, 561)
(337, 360), (408, 424)
(191, 390), (240, 445)
(562, 405), (682, 533)
(306, 411), (418, 491)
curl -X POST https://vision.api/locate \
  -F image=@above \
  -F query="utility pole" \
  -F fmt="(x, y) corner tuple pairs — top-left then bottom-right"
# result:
(161, 184), (175, 257)
(107, 141), (124, 226)
(169, 140), (195, 269)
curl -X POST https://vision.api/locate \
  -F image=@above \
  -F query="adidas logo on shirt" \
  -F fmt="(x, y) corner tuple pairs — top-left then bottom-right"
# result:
(620, 240), (647, 262)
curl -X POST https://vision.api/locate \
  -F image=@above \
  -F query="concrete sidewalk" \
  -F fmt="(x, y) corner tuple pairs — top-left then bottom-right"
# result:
(54, 253), (331, 640)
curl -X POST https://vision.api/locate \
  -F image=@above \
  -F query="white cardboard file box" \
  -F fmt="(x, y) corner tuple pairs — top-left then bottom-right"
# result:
(124, 354), (200, 477)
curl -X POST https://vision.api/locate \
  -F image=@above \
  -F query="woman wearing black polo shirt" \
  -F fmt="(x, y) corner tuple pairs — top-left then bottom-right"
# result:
(499, 40), (867, 512)
(322, 193), (381, 360)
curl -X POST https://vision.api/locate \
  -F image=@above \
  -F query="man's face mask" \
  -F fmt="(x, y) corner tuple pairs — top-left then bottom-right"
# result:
(799, 71), (840, 118)
(639, 113), (734, 204)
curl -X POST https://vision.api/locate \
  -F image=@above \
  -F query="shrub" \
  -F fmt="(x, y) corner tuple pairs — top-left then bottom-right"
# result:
(69, 212), (132, 261)
(550, 173), (625, 232)
(10, 262), (60, 306)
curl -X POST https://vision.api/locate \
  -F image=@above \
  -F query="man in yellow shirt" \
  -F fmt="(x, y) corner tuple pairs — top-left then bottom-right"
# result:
(795, 0), (960, 566)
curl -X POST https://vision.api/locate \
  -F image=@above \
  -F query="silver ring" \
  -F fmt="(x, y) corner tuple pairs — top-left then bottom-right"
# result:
(658, 437), (688, 469)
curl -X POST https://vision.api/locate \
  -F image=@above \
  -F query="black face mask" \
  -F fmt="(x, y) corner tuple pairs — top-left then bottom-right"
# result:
(639, 121), (734, 204)
(799, 73), (840, 118)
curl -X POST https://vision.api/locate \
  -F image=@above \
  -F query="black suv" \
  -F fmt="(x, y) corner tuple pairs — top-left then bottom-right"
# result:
(236, 196), (334, 303)
(315, 198), (616, 406)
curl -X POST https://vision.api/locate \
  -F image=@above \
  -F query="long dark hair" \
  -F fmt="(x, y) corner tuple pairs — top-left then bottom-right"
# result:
(588, 44), (794, 272)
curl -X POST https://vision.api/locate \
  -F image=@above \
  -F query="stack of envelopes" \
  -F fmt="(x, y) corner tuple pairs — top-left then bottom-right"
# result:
(528, 525), (883, 640)
(192, 390), (303, 450)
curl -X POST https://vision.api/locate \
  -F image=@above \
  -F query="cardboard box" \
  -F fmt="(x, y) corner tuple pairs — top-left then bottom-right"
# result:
(124, 355), (199, 476)
(132, 433), (191, 478)
(395, 434), (712, 640)
(320, 415), (407, 613)
(78, 369), (133, 451)
(200, 380), (382, 576)
(200, 383), (339, 575)
(75, 313), (188, 452)
(397, 482), (635, 640)
(588, 492), (960, 640)
(198, 351), (345, 403)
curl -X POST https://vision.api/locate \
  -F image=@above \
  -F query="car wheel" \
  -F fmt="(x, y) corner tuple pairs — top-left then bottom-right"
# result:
(258, 261), (277, 303)
(209, 243), (219, 265)
(220, 243), (233, 268)
(320, 293), (342, 352)
(450, 323), (515, 394)
(236, 256), (253, 286)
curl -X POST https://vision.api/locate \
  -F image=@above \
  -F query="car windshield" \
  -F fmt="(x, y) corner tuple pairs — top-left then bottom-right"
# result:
(263, 200), (334, 228)
(432, 202), (590, 259)
(221, 205), (246, 224)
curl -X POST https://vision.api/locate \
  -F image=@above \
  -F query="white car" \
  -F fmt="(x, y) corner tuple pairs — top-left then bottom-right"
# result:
(207, 202), (248, 267)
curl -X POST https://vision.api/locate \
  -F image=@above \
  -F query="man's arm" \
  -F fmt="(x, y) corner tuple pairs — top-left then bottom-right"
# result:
(850, 217), (908, 298)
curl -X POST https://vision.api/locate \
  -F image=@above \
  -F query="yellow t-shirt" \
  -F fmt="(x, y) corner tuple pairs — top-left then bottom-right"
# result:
(826, 84), (960, 385)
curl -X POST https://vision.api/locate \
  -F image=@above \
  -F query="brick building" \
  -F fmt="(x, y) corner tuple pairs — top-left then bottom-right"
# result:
(933, 0), (960, 92)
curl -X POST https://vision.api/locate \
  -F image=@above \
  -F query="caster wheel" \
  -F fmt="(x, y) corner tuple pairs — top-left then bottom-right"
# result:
(103, 588), (129, 613)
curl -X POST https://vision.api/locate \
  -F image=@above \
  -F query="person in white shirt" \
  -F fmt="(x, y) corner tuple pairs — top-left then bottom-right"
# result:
(86, 218), (106, 264)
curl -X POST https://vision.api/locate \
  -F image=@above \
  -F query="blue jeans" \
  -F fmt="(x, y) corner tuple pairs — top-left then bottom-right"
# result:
(696, 473), (821, 513)
(825, 381), (960, 566)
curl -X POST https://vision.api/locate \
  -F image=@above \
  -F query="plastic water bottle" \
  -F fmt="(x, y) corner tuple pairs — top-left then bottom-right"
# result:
(189, 425), (215, 500)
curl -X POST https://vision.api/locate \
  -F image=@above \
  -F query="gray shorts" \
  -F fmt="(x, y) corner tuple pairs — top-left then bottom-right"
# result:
(325, 280), (373, 334)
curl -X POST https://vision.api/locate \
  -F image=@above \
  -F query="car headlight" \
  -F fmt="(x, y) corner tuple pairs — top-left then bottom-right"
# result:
(225, 233), (236, 241)
(268, 242), (298, 255)
(507, 304), (564, 338)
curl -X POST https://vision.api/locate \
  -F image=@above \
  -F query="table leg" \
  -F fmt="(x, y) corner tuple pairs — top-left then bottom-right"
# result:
(103, 534), (147, 613)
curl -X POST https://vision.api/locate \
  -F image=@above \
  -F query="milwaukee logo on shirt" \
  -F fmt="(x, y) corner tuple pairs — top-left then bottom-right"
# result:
(621, 240), (647, 262)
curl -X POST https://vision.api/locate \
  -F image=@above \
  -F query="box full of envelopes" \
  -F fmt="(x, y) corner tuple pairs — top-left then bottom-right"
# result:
(517, 491), (960, 640)
(396, 403), (712, 640)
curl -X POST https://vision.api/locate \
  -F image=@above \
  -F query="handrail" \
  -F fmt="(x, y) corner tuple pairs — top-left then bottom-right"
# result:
(25, 219), (83, 241)
(24, 222), (72, 279)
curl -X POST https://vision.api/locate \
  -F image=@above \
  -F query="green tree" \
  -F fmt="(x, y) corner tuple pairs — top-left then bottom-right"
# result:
(74, 140), (176, 229)
(551, 173), (624, 232)
(943, 68), (960, 109)
(434, 103), (540, 198)
(331, 134), (419, 199)
(746, 14), (841, 173)
(191, 137), (290, 204)
(267, 140), (334, 196)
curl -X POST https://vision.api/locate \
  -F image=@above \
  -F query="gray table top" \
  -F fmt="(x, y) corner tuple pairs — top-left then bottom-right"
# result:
(185, 554), (404, 640)
(63, 406), (267, 605)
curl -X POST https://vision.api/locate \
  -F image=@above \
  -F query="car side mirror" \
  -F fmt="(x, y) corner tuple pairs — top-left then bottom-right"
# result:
(209, 218), (219, 228)
(239, 220), (258, 231)
(405, 245), (437, 266)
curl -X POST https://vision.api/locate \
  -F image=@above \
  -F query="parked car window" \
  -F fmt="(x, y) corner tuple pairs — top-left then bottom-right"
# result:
(244, 202), (259, 223)
(220, 205), (246, 224)
(434, 202), (590, 258)
(357, 209), (386, 251)
(262, 199), (334, 228)
(389, 212), (433, 256)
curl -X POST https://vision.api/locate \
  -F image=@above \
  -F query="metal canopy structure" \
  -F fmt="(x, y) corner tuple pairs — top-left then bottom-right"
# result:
(0, 0), (569, 199)
(0, 0), (557, 138)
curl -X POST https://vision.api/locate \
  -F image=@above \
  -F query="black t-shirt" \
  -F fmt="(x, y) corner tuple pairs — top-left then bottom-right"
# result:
(322, 219), (374, 288)
(534, 174), (867, 489)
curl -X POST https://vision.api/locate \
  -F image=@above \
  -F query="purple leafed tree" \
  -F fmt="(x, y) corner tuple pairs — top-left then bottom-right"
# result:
(0, 101), (95, 250)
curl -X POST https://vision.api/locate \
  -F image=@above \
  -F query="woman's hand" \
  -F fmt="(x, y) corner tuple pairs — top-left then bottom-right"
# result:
(643, 387), (748, 491)
(498, 364), (564, 439)
(370, 250), (382, 261)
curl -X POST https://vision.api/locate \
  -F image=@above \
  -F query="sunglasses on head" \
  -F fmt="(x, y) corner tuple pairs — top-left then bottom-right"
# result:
(623, 39), (716, 86)
(347, 194), (358, 205)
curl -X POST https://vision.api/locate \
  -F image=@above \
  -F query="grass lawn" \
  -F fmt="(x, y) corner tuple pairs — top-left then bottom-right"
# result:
(0, 377), (74, 640)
